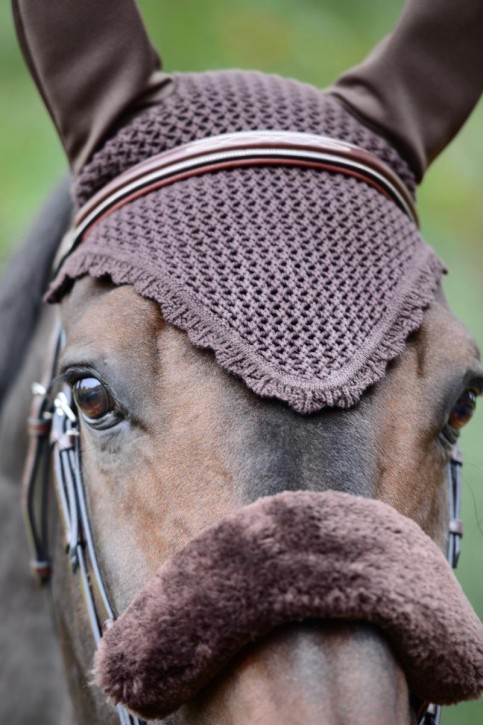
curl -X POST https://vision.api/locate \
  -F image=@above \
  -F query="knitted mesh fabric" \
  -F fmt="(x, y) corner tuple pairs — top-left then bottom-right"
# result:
(48, 71), (446, 413)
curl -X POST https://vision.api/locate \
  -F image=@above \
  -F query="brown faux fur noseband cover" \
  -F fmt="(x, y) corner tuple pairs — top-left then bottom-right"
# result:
(95, 491), (483, 720)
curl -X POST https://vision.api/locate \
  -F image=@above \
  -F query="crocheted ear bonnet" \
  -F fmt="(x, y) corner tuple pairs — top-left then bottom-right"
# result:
(48, 70), (445, 413)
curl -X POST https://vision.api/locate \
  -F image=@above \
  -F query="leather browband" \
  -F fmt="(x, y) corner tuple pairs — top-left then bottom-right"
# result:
(54, 130), (418, 273)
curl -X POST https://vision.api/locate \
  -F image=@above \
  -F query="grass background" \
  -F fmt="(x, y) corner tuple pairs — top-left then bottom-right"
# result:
(1, 1), (482, 722)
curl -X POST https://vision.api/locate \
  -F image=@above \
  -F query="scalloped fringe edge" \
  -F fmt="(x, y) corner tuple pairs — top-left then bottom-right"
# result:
(47, 251), (445, 414)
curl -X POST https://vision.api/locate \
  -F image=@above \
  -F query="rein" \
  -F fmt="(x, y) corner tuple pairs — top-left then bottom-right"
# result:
(21, 325), (463, 725)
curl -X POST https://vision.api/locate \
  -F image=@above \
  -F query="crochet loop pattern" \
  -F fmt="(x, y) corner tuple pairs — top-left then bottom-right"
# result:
(49, 71), (445, 412)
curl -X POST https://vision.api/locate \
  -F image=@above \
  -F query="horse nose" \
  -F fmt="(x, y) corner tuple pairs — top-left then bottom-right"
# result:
(178, 621), (415, 725)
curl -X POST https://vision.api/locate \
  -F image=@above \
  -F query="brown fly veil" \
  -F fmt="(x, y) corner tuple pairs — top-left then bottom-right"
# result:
(48, 71), (445, 412)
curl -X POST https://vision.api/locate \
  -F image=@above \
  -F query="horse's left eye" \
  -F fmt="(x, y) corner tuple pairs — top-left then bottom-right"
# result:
(449, 389), (478, 431)
(73, 377), (115, 422)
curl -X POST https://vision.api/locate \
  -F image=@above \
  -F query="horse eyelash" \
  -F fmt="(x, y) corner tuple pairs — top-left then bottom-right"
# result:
(49, 368), (132, 427)
(51, 366), (100, 389)
(47, 367), (104, 405)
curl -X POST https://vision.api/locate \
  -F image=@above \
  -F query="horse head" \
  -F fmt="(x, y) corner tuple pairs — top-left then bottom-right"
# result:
(54, 276), (481, 724)
(11, 1), (483, 723)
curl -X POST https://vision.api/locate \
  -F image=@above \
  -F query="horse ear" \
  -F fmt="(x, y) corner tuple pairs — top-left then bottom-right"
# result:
(12, 0), (173, 173)
(329, 0), (483, 182)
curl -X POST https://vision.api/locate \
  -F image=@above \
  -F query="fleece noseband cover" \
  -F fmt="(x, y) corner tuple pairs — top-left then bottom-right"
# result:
(94, 490), (483, 720)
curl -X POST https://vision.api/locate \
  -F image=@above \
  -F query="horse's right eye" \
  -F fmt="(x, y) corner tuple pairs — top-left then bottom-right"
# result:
(448, 389), (477, 431)
(73, 377), (115, 422)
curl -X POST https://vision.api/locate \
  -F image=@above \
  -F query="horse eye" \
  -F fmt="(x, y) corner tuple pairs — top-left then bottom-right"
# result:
(449, 389), (477, 431)
(72, 377), (115, 421)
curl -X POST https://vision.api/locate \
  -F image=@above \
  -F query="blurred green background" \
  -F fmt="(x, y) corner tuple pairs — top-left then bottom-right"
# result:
(0, 1), (482, 722)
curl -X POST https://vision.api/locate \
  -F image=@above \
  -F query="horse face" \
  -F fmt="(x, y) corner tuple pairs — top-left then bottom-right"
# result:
(10, 1), (483, 720)
(53, 275), (481, 724)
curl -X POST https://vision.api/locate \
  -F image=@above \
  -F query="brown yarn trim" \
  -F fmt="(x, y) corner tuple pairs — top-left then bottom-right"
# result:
(47, 248), (445, 413)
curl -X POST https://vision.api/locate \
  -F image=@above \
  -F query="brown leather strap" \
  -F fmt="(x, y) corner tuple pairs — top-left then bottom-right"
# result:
(55, 130), (418, 272)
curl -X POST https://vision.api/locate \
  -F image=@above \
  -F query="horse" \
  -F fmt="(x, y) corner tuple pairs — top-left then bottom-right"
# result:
(1, 1), (483, 724)
(2, 174), (481, 725)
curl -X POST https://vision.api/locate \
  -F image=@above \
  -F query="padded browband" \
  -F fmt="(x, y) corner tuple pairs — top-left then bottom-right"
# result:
(95, 490), (482, 721)
(55, 130), (418, 273)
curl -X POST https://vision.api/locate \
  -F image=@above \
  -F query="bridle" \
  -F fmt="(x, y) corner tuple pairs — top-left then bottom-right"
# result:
(22, 132), (460, 725)
(21, 320), (464, 725)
